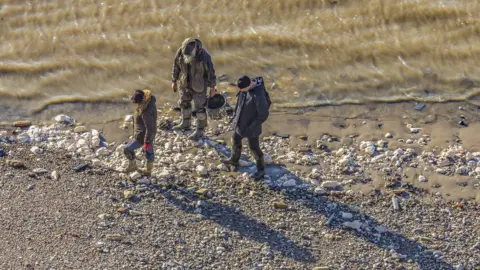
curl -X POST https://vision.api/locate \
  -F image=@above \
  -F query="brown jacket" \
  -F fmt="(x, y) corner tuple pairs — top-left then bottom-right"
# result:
(133, 90), (157, 144)
(172, 37), (216, 92)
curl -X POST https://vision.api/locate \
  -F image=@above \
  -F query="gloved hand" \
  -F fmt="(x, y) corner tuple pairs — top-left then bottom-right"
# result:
(144, 143), (151, 151)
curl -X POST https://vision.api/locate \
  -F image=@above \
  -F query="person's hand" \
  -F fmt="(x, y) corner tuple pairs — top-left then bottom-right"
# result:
(144, 143), (151, 151)
(172, 82), (177, 93)
(209, 87), (216, 98)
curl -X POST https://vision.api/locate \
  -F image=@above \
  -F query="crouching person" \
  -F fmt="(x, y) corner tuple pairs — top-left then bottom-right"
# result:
(222, 75), (271, 180)
(124, 89), (158, 176)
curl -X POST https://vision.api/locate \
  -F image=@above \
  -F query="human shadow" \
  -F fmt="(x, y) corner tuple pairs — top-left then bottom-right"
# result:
(163, 188), (315, 264)
(201, 137), (455, 270)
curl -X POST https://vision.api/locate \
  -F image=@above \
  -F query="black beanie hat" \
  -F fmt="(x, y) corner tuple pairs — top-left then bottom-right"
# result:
(237, 75), (251, 89)
(131, 89), (144, 103)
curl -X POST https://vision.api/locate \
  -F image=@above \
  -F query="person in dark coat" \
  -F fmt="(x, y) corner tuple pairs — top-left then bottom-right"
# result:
(171, 37), (217, 141)
(124, 89), (158, 176)
(222, 75), (270, 180)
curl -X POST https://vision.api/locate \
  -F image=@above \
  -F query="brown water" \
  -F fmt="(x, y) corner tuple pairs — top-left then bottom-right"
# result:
(1, 0), (480, 122)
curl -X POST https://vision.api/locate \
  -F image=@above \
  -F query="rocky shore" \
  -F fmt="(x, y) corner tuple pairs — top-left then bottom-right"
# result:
(0, 104), (479, 270)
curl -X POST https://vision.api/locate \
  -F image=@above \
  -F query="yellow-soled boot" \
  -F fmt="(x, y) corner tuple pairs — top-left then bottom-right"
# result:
(138, 161), (154, 177)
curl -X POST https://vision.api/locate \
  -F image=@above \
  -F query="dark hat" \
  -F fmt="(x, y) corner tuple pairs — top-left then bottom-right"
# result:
(130, 89), (144, 103)
(184, 42), (196, 55)
(237, 75), (251, 89)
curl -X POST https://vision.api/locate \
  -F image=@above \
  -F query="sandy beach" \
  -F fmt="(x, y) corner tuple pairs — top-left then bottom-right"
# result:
(0, 102), (479, 270)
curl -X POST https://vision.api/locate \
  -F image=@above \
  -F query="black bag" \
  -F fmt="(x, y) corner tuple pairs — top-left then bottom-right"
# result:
(254, 77), (272, 109)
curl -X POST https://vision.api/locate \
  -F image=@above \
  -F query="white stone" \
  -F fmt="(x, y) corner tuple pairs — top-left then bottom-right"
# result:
(138, 178), (150, 185)
(341, 212), (353, 219)
(343, 220), (363, 231)
(74, 126), (87, 133)
(314, 187), (327, 195)
(33, 168), (48, 174)
(375, 225), (388, 233)
(321, 181), (341, 189)
(130, 171), (141, 180)
(96, 147), (110, 156)
(196, 165), (208, 177)
(364, 145), (376, 156)
(335, 148), (345, 157)
(418, 175), (428, 182)
(406, 124), (422, 133)
(217, 163), (229, 172)
(76, 139), (87, 148)
(51, 170), (60, 180)
(406, 139), (414, 144)
(385, 133), (393, 138)
(54, 114), (73, 124)
(30, 146), (43, 155)
(92, 159), (102, 167)
(339, 155), (352, 166)
(371, 154), (385, 163)
(436, 168), (447, 175)
(283, 179), (297, 187)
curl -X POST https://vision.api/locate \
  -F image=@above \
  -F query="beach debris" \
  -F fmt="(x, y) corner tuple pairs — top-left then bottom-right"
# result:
(51, 170), (60, 180)
(73, 163), (89, 172)
(343, 220), (363, 231)
(196, 165), (208, 177)
(54, 114), (73, 124)
(406, 124), (422, 133)
(74, 126), (87, 133)
(30, 146), (43, 155)
(414, 103), (426, 111)
(392, 196), (400, 211)
(13, 121), (31, 127)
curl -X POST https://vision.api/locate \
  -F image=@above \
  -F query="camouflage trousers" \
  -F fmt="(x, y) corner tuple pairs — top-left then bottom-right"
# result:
(178, 88), (208, 121)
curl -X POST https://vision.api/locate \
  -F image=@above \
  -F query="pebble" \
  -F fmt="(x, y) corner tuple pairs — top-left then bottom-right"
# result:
(106, 234), (123, 241)
(26, 184), (35, 191)
(74, 126), (87, 133)
(238, 160), (249, 167)
(375, 225), (388, 233)
(196, 165), (208, 177)
(314, 187), (327, 195)
(33, 168), (48, 174)
(54, 114), (73, 124)
(51, 170), (60, 180)
(282, 179), (297, 187)
(418, 175), (428, 182)
(343, 220), (363, 231)
(96, 147), (110, 156)
(129, 171), (141, 180)
(385, 133), (393, 138)
(217, 163), (229, 172)
(30, 146), (43, 155)
(123, 190), (134, 200)
(341, 212), (353, 219)
(272, 201), (287, 209)
(321, 181), (341, 189)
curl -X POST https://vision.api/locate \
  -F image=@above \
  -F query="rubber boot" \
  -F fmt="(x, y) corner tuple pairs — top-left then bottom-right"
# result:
(125, 159), (137, 173)
(138, 161), (154, 177)
(189, 118), (207, 141)
(221, 146), (241, 167)
(173, 107), (192, 131)
(252, 156), (265, 181)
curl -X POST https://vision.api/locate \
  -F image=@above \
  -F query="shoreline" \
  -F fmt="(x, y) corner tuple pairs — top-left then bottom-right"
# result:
(0, 106), (480, 269)
(0, 106), (479, 269)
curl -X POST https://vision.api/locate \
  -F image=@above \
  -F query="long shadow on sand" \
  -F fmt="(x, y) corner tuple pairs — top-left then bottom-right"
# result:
(189, 138), (455, 270)
(163, 190), (315, 263)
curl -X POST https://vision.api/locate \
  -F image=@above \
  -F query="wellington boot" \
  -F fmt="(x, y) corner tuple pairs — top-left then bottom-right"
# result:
(138, 161), (154, 177)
